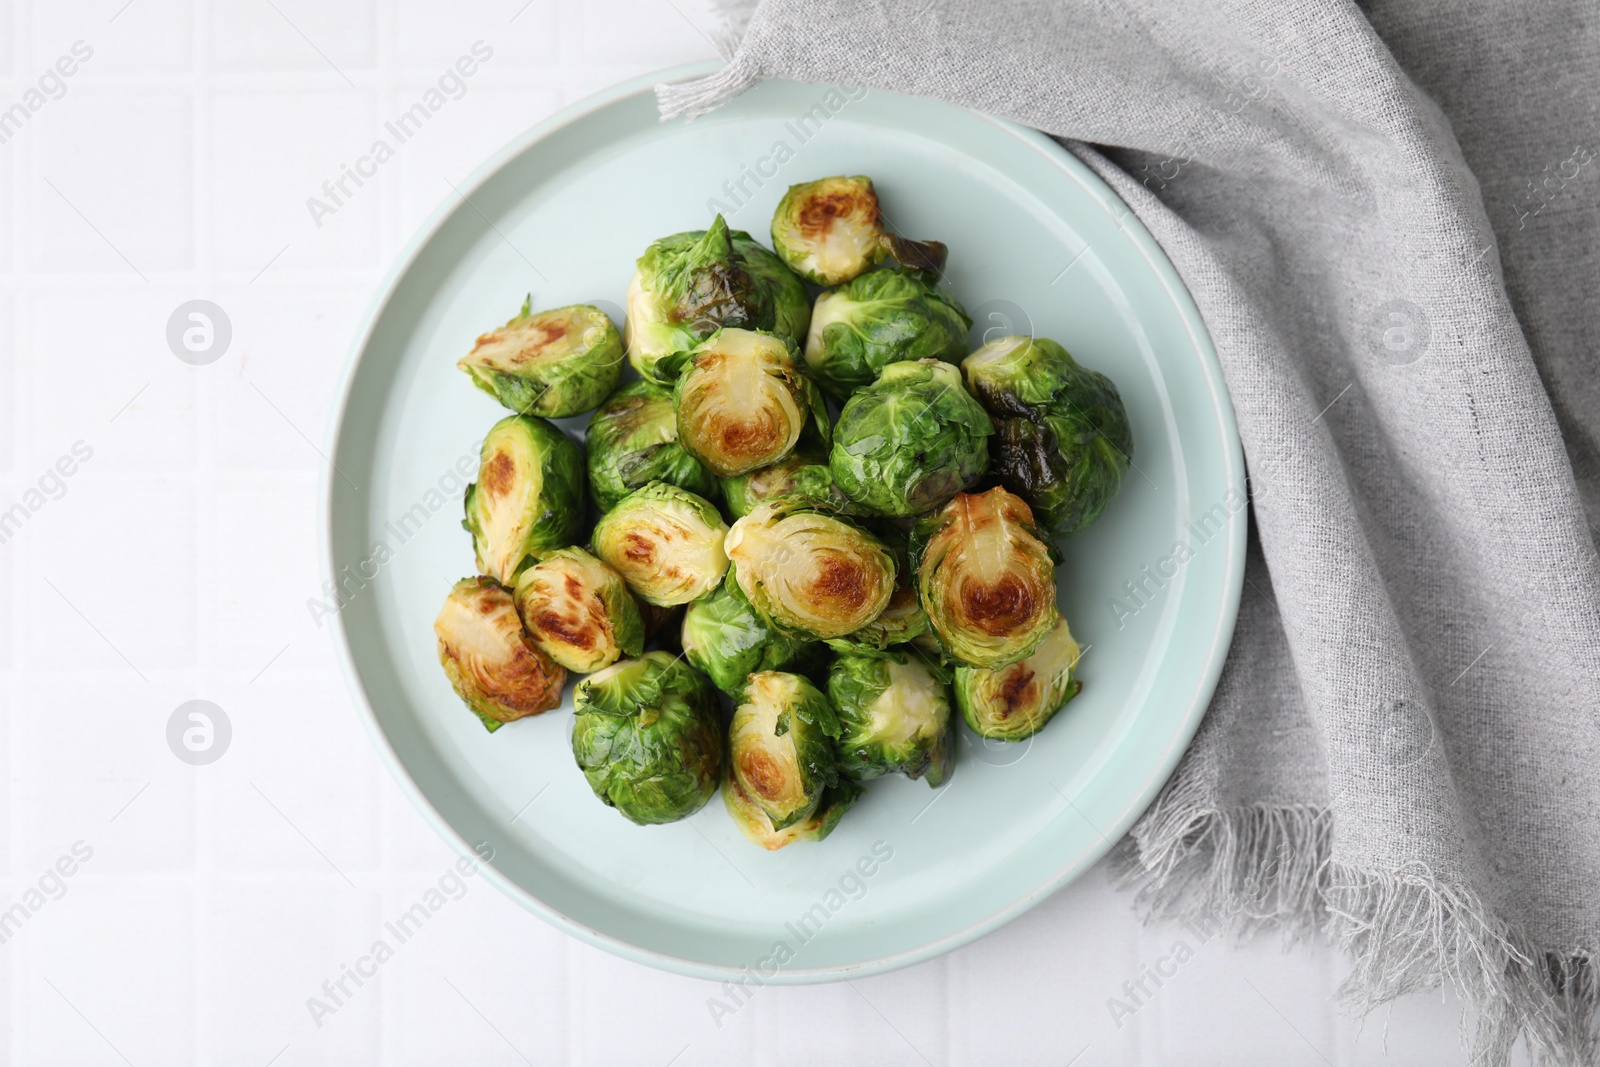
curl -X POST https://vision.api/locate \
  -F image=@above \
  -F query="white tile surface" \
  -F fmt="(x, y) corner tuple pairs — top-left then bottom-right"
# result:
(0, 1), (1484, 1063)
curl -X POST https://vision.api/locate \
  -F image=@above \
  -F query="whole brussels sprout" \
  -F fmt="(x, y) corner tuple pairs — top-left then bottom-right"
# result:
(672, 328), (830, 477)
(512, 547), (644, 673)
(624, 215), (810, 385)
(681, 578), (816, 696)
(828, 649), (953, 786)
(435, 577), (566, 732)
(770, 175), (948, 285)
(962, 335), (1133, 538)
(723, 773), (863, 850)
(830, 359), (993, 517)
(464, 414), (585, 585)
(591, 482), (728, 607)
(911, 487), (1060, 668)
(725, 502), (897, 639)
(585, 379), (719, 512)
(457, 299), (623, 418)
(803, 268), (972, 398)
(728, 671), (841, 830)
(954, 617), (1082, 741)
(720, 446), (826, 520)
(571, 651), (723, 825)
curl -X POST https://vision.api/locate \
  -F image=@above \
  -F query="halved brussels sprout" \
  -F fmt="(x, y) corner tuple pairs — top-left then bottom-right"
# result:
(830, 359), (993, 517)
(723, 773), (863, 850)
(681, 578), (816, 696)
(672, 328), (830, 477)
(728, 671), (841, 830)
(828, 649), (953, 785)
(954, 617), (1082, 741)
(962, 335), (1133, 538)
(435, 577), (566, 732)
(512, 547), (644, 673)
(591, 482), (729, 606)
(770, 175), (947, 285)
(720, 447), (826, 520)
(457, 300), (623, 418)
(571, 651), (723, 824)
(725, 503), (897, 639)
(463, 415), (585, 584)
(624, 215), (810, 385)
(803, 268), (972, 397)
(585, 379), (719, 511)
(912, 487), (1060, 668)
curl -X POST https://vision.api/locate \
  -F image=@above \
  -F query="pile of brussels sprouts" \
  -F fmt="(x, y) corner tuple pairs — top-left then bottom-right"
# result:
(433, 175), (1133, 849)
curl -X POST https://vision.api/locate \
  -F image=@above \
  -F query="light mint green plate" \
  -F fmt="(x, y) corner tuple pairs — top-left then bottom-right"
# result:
(324, 63), (1245, 982)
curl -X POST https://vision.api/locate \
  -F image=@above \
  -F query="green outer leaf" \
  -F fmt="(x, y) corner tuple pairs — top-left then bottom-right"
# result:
(463, 415), (585, 584)
(625, 216), (809, 385)
(585, 379), (719, 511)
(827, 649), (954, 785)
(829, 360), (993, 517)
(571, 651), (723, 825)
(803, 268), (972, 398)
(458, 302), (624, 418)
(733, 234), (811, 344)
(680, 578), (815, 695)
(962, 335), (1133, 538)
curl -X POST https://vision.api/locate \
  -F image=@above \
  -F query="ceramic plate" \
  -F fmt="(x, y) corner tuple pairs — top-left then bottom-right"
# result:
(324, 62), (1245, 982)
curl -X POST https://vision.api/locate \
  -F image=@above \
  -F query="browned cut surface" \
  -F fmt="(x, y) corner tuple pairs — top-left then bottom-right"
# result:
(482, 451), (517, 497)
(798, 187), (877, 237)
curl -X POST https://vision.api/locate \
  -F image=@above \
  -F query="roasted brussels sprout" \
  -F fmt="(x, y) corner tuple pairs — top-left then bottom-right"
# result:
(954, 617), (1082, 741)
(803, 268), (971, 397)
(585, 379), (719, 512)
(830, 359), (993, 517)
(435, 577), (566, 732)
(672, 328), (830, 477)
(512, 547), (644, 673)
(624, 215), (810, 384)
(770, 175), (947, 285)
(962, 335), (1133, 538)
(723, 773), (863, 850)
(464, 415), (586, 584)
(720, 447), (826, 520)
(828, 649), (953, 785)
(571, 652), (723, 824)
(457, 300), (623, 418)
(912, 487), (1060, 668)
(591, 482), (729, 606)
(681, 578), (816, 696)
(725, 503), (897, 639)
(728, 671), (841, 830)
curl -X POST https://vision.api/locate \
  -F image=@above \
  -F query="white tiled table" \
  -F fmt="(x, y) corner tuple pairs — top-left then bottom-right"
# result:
(0, 2), (1485, 1063)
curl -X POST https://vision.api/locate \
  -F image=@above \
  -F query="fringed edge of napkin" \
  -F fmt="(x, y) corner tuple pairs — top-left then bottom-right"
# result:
(655, 0), (763, 121)
(1123, 773), (1599, 1066)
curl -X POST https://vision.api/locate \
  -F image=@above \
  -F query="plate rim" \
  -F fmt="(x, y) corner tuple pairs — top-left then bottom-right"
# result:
(320, 60), (1246, 983)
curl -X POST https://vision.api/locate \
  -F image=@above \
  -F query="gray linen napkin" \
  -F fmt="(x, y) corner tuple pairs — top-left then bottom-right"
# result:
(657, 2), (1600, 1062)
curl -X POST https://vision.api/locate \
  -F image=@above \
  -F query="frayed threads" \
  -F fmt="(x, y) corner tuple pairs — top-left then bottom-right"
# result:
(656, 57), (762, 123)
(1119, 790), (1599, 1066)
